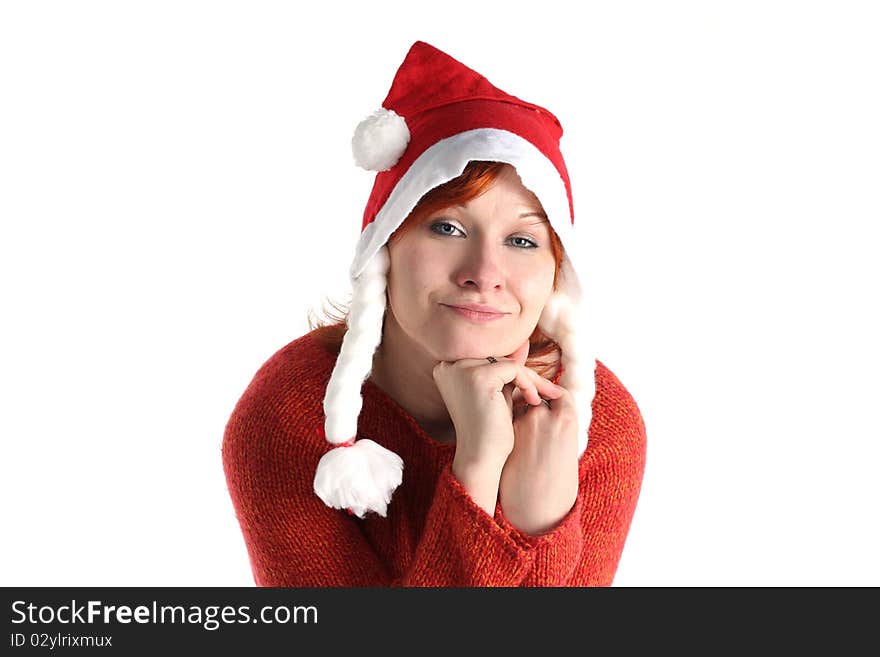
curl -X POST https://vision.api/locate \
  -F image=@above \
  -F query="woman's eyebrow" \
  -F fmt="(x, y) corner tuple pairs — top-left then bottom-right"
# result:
(446, 206), (548, 224)
(519, 212), (550, 227)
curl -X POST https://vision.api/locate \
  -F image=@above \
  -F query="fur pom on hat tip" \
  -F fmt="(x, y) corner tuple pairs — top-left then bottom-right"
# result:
(313, 438), (404, 518)
(351, 108), (410, 171)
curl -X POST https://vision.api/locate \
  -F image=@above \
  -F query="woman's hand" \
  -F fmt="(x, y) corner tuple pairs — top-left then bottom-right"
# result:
(433, 340), (564, 515)
(499, 347), (581, 536)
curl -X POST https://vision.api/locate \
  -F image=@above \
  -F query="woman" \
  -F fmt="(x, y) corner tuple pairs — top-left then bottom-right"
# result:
(222, 41), (646, 586)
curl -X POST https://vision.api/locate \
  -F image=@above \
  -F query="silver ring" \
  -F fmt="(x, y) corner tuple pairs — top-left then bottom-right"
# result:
(486, 356), (498, 364)
(522, 399), (551, 413)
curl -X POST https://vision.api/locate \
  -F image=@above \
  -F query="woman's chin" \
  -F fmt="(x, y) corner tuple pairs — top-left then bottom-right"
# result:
(432, 338), (514, 362)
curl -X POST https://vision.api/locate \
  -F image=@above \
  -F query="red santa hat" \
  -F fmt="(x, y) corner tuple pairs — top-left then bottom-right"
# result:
(314, 41), (594, 518)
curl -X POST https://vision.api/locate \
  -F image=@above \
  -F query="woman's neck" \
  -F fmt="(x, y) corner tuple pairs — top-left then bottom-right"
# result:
(368, 315), (456, 443)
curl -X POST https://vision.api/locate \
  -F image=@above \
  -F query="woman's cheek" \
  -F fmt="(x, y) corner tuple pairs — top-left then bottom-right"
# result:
(522, 279), (552, 312)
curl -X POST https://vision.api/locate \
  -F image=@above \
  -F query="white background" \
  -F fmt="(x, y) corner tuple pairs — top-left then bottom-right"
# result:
(2, 1), (878, 586)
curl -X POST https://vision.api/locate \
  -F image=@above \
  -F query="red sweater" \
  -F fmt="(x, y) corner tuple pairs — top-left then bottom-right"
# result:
(222, 327), (646, 587)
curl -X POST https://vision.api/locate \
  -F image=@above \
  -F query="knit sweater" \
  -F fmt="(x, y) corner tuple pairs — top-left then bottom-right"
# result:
(222, 327), (647, 587)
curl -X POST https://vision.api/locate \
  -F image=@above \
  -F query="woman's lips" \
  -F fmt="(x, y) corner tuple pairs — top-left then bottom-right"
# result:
(442, 304), (507, 323)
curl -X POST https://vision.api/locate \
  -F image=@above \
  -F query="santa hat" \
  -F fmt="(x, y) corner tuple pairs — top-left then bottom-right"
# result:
(313, 41), (595, 518)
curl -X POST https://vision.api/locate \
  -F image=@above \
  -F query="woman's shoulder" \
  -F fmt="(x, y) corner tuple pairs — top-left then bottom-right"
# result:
(594, 359), (642, 410)
(222, 329), (344, 512)
(241, 329), (335, 396)
(257, 326), (340, 385)
(223, 327), (341, 456)
(590, 359), (648, 454)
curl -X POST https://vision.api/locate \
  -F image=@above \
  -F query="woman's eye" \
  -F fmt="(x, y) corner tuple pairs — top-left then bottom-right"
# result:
(430, 222), (537, 249)
(430, 221), (463, 236)
(509, 236), (538, 249)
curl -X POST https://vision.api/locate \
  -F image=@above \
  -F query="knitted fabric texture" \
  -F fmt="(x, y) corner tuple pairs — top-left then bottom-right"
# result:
(222, 327), (647, 587)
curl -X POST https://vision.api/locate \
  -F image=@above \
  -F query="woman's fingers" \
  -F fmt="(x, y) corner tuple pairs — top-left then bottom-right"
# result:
(501, 362), (563, 406)
(514, 367), (564, 405)
(443, 353), (564, 405)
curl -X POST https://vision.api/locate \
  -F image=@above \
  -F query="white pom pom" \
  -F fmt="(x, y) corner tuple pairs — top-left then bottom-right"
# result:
(351, 108), (410, 171)
(313, 439), (404, 518)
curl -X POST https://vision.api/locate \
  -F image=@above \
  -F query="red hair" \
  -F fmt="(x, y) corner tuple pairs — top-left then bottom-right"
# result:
(310, 161), (563, 378)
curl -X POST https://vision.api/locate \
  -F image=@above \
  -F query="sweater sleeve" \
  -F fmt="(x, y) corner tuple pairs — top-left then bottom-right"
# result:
(492, 370), (648, 587)
(222, 401), (380, 586)
(222, 395), (535, 587)
(397, 464), (533, 586)
(492, 487), (586, 586)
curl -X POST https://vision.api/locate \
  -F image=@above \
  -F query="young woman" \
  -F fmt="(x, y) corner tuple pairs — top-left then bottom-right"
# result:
(222, 41), (647, 586)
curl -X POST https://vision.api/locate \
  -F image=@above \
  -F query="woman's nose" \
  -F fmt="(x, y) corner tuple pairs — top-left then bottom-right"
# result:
(454, 242), (504, 290)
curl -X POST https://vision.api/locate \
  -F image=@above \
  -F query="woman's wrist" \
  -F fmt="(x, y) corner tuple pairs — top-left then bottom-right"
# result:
(451, 454), (506, 517)
(452, 427), (512, 466)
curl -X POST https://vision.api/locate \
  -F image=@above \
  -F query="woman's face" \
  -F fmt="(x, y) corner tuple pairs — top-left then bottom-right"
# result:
(386, 165), (556, 362)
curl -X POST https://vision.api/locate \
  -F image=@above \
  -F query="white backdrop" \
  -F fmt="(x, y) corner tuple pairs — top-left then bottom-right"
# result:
(2, 1), (878, 586)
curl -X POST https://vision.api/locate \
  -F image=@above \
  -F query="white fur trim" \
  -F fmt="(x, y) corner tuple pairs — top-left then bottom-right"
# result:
(313, 439), (404, 518)
(351, 108), (410, 172)
(323, 247), (390, 443)
(318, 246), (406, 517)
